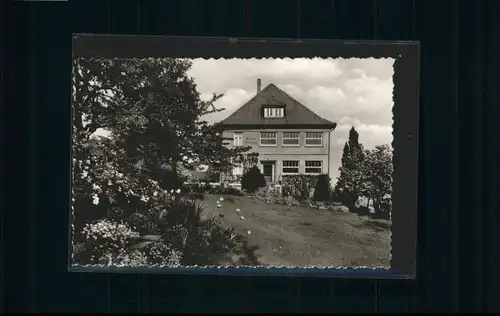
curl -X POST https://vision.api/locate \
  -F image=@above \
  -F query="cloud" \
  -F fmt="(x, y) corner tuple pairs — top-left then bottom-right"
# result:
(187, 57), (394, 184)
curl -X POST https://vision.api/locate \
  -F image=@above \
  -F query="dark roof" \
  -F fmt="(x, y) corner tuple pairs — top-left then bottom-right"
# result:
(217, 84), (337, 129)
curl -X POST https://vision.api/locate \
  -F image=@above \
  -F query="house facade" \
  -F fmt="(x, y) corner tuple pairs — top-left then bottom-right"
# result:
(217, 79), (337, 184)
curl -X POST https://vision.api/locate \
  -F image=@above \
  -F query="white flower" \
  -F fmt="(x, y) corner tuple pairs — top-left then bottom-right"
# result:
(176, 189), (181, 194)
(170, 189), (174, 193)
(153, 191), (158, 197)
(236, 208), (240, 213)
(92, 195), (100, 205)
(219, 197), (224, 202)
(247, 230), (252, 235)
(217, 204), (222, 208)
(240, 216), (245, 220)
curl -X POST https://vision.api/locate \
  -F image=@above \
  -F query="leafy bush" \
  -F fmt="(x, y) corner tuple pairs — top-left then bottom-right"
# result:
(313, 174), (332, 202)
(184, 182), (242, 196)
(160, 168), (184, 190)
(251, 187), (301, 206)
(181, 182), (207, 199)
(253, 187), (281, 204)
(75, 190), (252, 266)
(281, 175), (318, 201)
(154, 196), (248, 265)
(74, 219), (182, 266)
(241, 166), (266, 193)
(359, 145), (393, 214)
(210, 186), (243, 196)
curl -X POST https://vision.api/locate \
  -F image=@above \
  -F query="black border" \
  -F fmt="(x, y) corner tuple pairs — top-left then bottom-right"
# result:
(70, 34), (420, 279)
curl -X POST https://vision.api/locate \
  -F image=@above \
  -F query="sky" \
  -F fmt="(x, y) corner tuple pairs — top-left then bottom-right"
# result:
(187, 57), (394, 184)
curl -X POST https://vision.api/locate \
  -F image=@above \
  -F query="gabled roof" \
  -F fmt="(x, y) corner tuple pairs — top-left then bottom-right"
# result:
(217, 84), (337, 130)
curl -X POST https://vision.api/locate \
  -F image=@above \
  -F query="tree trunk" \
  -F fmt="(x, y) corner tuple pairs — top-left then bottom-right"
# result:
(345, 193), (358, 211)
(171, 159), (180, 188)
(172, 160), (178, 176)
(373, 198), (380, 214)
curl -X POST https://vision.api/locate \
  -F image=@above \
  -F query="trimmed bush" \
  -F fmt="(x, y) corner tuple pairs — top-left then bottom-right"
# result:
(281, 175), (318, 201)
(251, 187), (301, 206)
(313, 174), (332, 202)
(241, 166), (266, 193)
(210, 186), (243, 196)
(160, 169), (184, 190)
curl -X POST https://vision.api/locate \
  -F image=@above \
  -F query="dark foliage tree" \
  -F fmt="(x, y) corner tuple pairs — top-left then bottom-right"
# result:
(241, 166), (266, 193)
(333, 127), (366, 208)
(313, 174), (332, 202)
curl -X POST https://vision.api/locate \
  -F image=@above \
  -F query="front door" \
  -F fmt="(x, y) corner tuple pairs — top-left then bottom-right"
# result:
(262, 164), (273, 183)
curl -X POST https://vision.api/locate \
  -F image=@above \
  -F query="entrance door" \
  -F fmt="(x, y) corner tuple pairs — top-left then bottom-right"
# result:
(262, 164), (273, 183)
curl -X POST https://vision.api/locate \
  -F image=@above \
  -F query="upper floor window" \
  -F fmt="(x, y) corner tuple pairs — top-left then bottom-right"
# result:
(305, 132), (323, 146)
(282, 132), (300, 146)
(264, 107), (284, 118)
(260, 132), (277, 146)
(233, 132), (243, 146)
(305, 161), (322, 174)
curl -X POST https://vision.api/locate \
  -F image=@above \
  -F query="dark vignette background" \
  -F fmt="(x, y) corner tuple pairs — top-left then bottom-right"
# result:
(3, 0), (499, 313)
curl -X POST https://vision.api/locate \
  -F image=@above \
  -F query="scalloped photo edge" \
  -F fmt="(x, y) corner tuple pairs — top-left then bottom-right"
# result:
(69, 35), (419, 279)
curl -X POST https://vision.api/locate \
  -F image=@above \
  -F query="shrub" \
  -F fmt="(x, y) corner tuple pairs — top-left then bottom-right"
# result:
(250, 186), (301, 206)
(181, 184), (205, 200)
(253, 186), (282, 204)
(74, 187), (251, 266)
(281, 175), (318, 201)
(157, 196), (247, 265)
(80, 219), (140, 262)
(241, 166), (266, 193)
(160, 169), (184, 190)
(211, 186), (243, 196)
(75, 219), (182, 266)
(313, 174), (332, 202)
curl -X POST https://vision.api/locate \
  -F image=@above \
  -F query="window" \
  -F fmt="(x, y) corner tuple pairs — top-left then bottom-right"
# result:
(281, 132), (300, 146)
(233, 132), (243, 146)
(264, 107), (284, 118)
(305, 161), (322, 174)
(260, 132), (277, 146)
(305, 132), (323, 146)
(282, 160), (299, 174)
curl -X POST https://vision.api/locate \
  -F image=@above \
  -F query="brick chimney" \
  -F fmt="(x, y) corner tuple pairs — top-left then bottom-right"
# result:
(257, 78), (262, 95)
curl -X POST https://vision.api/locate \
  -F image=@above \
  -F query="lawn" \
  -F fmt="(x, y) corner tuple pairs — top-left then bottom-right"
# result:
(200, 194), (391, 268)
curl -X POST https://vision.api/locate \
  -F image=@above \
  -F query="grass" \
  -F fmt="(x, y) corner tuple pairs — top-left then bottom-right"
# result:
(200, 194), (391, 268)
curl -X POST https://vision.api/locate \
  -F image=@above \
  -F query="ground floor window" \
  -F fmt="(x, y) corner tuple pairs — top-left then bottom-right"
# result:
(282, 160), (299, 174)
(305, 160), (322, 174)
